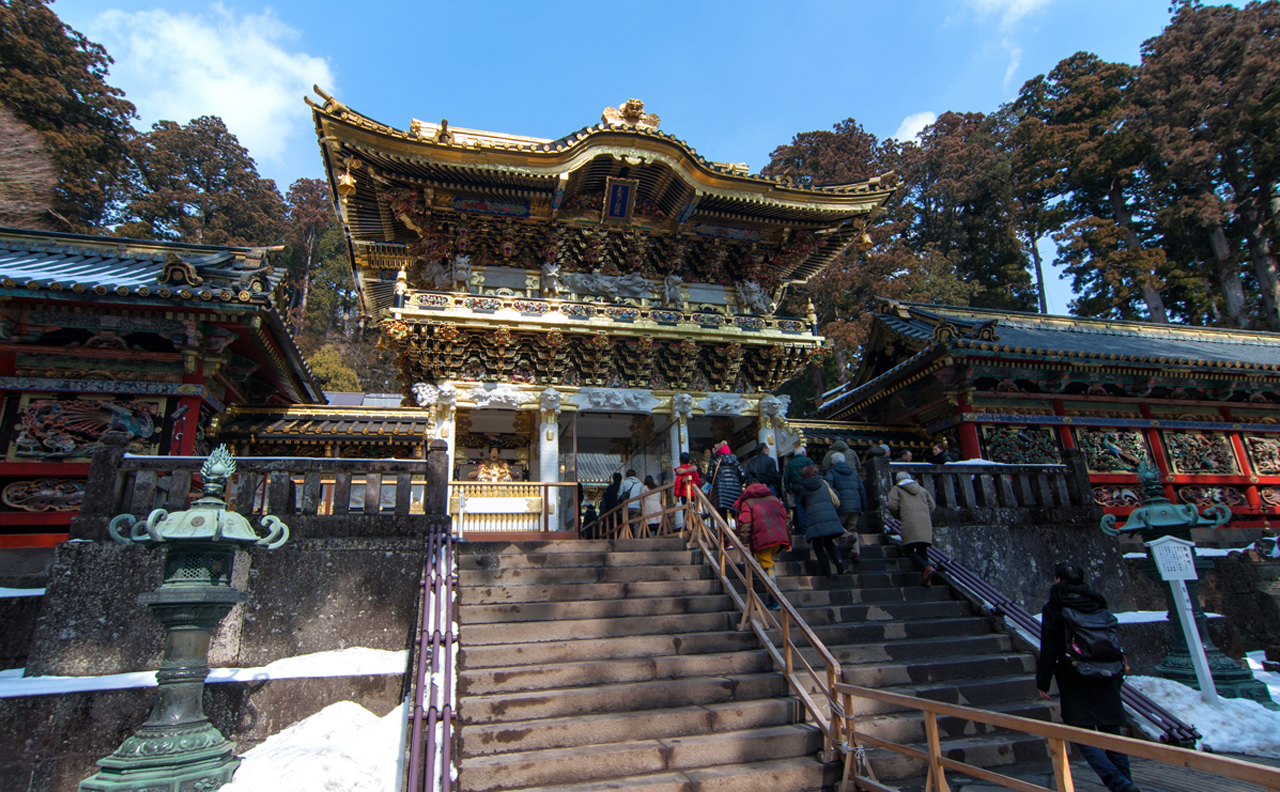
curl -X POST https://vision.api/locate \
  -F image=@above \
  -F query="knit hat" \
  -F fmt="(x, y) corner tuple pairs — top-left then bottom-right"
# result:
(895, 472), (914, 484)
(716, 443), (731, 455)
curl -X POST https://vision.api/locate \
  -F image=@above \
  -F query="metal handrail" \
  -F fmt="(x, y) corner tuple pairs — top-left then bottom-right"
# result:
(407, 523), (457, 792)
(682, 487), (848, 761)
(834, 682), (1280, 792)
(915, 540), (1202, 745)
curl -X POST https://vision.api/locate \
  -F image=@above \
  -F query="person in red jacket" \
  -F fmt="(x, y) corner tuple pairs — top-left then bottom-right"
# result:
(674, 452), (702, 502)
(735, 482), (791, 610)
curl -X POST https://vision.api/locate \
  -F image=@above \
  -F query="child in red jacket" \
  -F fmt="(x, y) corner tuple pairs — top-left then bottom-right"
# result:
(735, 482), (791, 610)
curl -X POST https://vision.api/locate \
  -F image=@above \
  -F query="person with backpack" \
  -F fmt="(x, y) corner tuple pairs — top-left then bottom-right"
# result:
(1036, 562), (1138, 792)
(743, 446), (781, 497)
(733, 482), (791, 610)
(782, 446), (814, 531)
(798, 465), (845, 577)
(887, 472), (938, 586)
(824, 451), (867, 563)
(620, 469), (644, 531)
(707, 442), (744, 522)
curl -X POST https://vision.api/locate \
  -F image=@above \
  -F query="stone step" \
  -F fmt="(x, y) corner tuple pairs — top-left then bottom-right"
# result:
(460, 628), (762, 669)
(459, 650), (774, 696)
(780, 582), (955, 606)
(460, 673), (788, 725)
(460, 698), (801, 757)
(458, 564), (714, 586)
(460, 577), (723, 605)
(457, 549), (700, 571)
(806, 615), (993, 646)
(845, 674), (1044, 718)
(493, 756), (839, 792)
(459, 593), (736, 624)
(863, 731), (1052, 781)
(814, 633), (1017, 669)
(458, 537), (690, 555)
(461, 610), (739, 645)
(783, 599), (974, 625)
(855, 700), (1056, 750)
(458, 724), (824, 792)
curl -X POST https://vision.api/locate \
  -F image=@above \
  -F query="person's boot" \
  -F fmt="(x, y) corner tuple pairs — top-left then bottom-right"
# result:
(834, 557), (845, 576)
(921, 565), (936, 587)
(765, 593), (781, 611)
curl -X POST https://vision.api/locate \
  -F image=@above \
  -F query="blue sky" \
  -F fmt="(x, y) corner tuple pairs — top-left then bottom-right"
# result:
(54, 0), (1178, 313)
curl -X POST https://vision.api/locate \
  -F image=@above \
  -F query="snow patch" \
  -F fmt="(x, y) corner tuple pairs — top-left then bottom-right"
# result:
(1125, 675), (1280, 758)
(0, 587), (43, 598)
(0, 648), (407, 698)
(221, 700), (407, 792)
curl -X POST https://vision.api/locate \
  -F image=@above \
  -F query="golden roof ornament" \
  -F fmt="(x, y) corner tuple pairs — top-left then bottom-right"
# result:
(602, 99), (660, 131)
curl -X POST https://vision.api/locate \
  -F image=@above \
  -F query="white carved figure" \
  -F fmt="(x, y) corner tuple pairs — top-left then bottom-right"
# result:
(540, 387), (562, 415)
(412, 382), (438, 408)
(736, 280), (774, 315)
(437, 382), (458, 415)
(423, 259), (452, 290)
(702, 393), (749, 415)
(759, 394), (784, 421)
(662, 274), (684, 307)
(562, 270), (651, 300)
(452, 255), (472, 293)
(468, 383), (527, 409)
(671, 392), (694, 422)
(583, 389), (649, 410)
(541, 262), (561, 297)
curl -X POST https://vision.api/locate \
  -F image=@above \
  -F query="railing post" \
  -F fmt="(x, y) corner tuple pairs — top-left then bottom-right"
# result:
(923, 711), (951, 792)
(863, 447), (891, 534)
(69, 430), (131, 541)
(426, 440), (449, 516)
(1047, 736), (1076, 792)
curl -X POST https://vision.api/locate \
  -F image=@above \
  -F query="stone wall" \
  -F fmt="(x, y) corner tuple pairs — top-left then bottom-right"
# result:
(0, 674), (403, 792)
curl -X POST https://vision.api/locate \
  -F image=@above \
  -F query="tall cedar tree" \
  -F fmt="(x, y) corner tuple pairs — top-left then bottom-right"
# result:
(763, 119), (979, 403)
(114, 116), (287, 247)
(0, 105), (57, 229)
(1014, 53), (1171, 322)
(1133, 0), (1280, 330)
(0, 0), (135, 230)
(283, 178), (334, 324)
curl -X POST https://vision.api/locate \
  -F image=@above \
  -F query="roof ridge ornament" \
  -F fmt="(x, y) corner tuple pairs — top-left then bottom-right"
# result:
(602, 99), (660, 131)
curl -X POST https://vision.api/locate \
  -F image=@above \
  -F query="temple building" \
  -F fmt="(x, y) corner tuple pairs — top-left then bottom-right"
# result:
(307, 93), (895, 532)
(0, 227), (323, 548)
(819, 298), (1280, 529)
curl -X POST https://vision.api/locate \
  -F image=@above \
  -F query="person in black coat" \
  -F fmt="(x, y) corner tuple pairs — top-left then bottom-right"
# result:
(929, 442), (955, 465)
(743, 447), (782, 496)
(1036, 562), (1138, 792)
(600, 472), (623, 534)
(707, 442), (744, 520)
(799, 465), (845, 576)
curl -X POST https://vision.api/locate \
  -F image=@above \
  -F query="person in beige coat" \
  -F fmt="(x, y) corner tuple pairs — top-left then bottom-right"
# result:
(887, 471), (938, 586)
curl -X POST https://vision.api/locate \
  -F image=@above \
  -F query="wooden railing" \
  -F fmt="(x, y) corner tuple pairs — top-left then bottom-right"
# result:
(681, 487), (848, 763)
(597, 481), (681, 540)
(449, 481), (579, 535)
(832, 682), (1280, 792)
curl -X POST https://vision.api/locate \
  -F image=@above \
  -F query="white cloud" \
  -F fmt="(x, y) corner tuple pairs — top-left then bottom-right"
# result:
(966, 0), (1053, 32)
(893, 111), (937, 143)
(1002, 38), (1024, 93)
(86, 3), (334, 170)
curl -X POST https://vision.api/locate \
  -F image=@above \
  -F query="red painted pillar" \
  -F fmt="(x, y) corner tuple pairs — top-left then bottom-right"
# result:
(1054, 399), (1075, 449)
(1139, 404), (1178, 501)
(1222, 407), (1262, 518)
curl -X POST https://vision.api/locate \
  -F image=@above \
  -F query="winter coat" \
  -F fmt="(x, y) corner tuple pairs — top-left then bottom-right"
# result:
(782, 455), (813, 496)
(824, 462), (867, 515)
(821, 440), (860, 472)
(621, 476), (644, 510)
(601, 481), (621, 515)
(674, 463), (702, 500)
(641, 486), (663, 525)
(887, 480), (935, 545)
(743, 453), (781, 494)
(708, 454), (744, 511)
(734, 483), (791, 554)
(1036, 582), (1126, 727)
(930, 449), (955, 465)
(798, 476), (844, 539)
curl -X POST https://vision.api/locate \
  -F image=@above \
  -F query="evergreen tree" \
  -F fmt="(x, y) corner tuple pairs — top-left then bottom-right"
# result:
(0, 0), (136, 230)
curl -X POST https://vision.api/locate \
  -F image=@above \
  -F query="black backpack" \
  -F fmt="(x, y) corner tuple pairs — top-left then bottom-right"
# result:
(1061, 606), (1127, 679)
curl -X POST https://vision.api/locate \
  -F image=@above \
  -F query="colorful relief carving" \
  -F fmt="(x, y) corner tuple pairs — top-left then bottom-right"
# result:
(1246, 435), (1280, 475)
(1093, 485), (1142, 508)
(1177, 486), (1247, 508)
(1164, 431), (1239, 475)
(9, 396), (161, 461)
(1075, 429), (1151, 473)
(981, 425), (1061, 465)
(2, 479), (84, 511)
(1261, 487), (1280, 510)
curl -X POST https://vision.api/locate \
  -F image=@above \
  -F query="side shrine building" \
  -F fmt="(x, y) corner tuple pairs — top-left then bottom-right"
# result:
(307, 94), (895, 531)
(819, 299), (1280, 531)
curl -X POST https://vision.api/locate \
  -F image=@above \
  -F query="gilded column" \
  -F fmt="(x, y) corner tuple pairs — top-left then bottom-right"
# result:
(757, 395), (787, 462)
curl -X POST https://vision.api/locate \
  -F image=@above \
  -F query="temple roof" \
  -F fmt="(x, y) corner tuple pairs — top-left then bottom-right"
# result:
(214, 405), (430, 444)
(819, 299), (1280, 418)
(309, 92), (895, 314)
(0, 227), (324, 405)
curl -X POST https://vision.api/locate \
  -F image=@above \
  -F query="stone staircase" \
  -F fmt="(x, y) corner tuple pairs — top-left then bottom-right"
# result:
(453, 531), (1053, 791)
